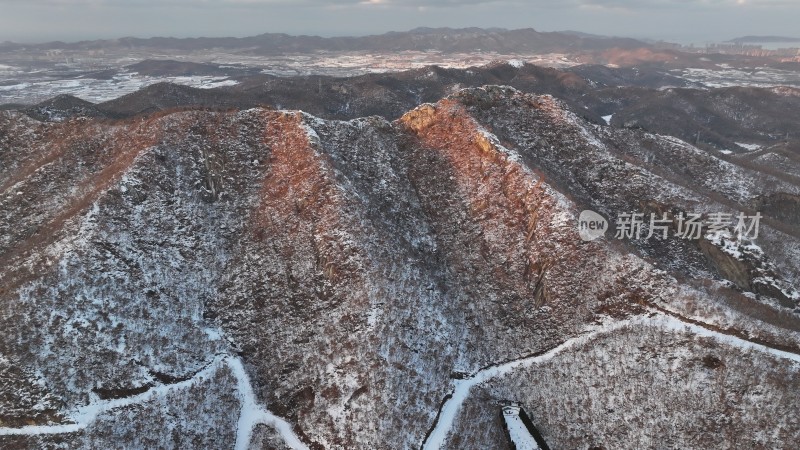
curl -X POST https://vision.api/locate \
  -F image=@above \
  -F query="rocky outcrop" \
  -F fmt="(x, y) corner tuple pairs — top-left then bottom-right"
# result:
(699, 236), (799, 309)
(698, 239), (752, 289)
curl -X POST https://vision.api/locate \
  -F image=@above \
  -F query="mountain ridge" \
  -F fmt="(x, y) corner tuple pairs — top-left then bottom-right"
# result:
(728, 35), (800, 44)
(1, 85), (799, 448)
(0, 27), (650, 54)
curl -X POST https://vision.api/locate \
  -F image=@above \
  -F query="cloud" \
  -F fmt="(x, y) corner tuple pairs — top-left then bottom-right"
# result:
(0, 0), (509, 7)
(1, 0), (797, 42)
(222, 0), (732, 6)
(3, 0), (796, 7)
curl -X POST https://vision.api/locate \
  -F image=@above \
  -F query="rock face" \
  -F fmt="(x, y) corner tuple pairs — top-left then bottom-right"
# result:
(699, 239), (753, 290)
(755, 192), (800, 226)
(699, 236), (799, 308)
(1, 86), (799, 449)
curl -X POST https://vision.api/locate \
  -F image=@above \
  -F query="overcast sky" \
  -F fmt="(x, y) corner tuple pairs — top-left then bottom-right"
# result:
(0, 0), (797, 44)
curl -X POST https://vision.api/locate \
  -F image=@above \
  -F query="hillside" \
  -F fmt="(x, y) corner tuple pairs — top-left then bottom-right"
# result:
(0, 86), (799, 449)
(13, 61), (800, 157)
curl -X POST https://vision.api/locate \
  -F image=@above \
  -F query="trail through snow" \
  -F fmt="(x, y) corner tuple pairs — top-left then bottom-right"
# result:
(3, 312), (799, 449)
(422, 317), (639, 450)
(228, 357), (310, 450)
(0, 355), (308, 450)
(502, 406), (539, 450)
(422, 313), (800, 450)
(0, 356), (227, 437)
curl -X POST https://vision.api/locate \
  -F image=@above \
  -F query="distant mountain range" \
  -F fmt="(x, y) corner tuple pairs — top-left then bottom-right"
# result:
(0, 27), (649, 54)
(728, 36), (800, 44)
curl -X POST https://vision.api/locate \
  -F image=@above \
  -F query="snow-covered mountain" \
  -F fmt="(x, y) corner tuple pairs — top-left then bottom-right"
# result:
(1, 85), (799, 449)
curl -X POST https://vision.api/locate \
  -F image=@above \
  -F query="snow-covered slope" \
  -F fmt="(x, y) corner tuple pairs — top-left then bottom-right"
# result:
(1, 86), (799, 449)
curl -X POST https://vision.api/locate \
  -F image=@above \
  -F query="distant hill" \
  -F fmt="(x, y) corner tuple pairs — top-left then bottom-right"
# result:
(728, 36), (800, 44)
(0, 27), (650, 55)
(11, 60), (798, 160)
(23, 94), (104, 121)
(125, 60), (260, 77)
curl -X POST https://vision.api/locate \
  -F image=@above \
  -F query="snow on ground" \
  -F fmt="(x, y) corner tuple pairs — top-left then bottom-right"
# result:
(679, 67), (800, 88)
(735, 142), (763, 151)
(0, 82), (30, 92)
(0, 356), (224, 437)
(422, 312), (800, 449)
(652, 133), (797, 202)
(502, 406), (539, 450)
(228, 357), (310, 450)
(422, 316), (640, 450)
(0, 64), (23, 76)
(655, 315), (800, 362)
(200, 79), (239, 88)
(601, 114), (613, 125)
(0, 355), (308, 450)
(0, 51), (584, 105)
(0, 72), (240, 104)
(752, 152), (800, 178)
(707, 232), (745, 259)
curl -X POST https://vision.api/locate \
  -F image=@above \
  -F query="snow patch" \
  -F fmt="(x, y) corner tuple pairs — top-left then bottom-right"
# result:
(422, 316), (641, 449)
(502, 406), (539, 449)
(736, 142), (763, 151)
(0, 356), (225, 437)
(229, 357), (310, 450)
(655, 315), (800, 363)
(0, 355), (309, 450)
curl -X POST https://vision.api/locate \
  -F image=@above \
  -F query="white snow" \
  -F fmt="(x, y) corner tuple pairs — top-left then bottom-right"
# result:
(681, 67), (800, 89)
(422, 313), (800, 449)
(0, 355), (309, 450)
(0, 356), (225, 436)
(228, 357), (310, 450)
(196, 78), (239, 89)
(651, 133), (792, 202)
(709, 232), (744, 259)
(654, 315), (800, 363)
(736, 143), (763, 151)
(0, 73), (239, 104)
(508, 59), (525, 68)
(0, 421), (83, 436)
(601, 114), (613, 125)
(0, 82), (30, 92)
(422, 316), (640, 450)
(502, 406), (539, 450)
